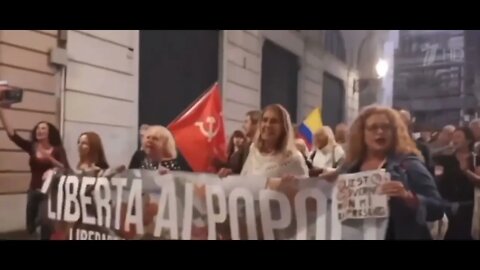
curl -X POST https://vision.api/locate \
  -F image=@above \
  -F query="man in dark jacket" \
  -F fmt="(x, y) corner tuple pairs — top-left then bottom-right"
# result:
(219, 110), (262, 176)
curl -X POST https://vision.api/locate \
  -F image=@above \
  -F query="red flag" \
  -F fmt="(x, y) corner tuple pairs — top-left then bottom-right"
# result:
(168, 83), (227, 172)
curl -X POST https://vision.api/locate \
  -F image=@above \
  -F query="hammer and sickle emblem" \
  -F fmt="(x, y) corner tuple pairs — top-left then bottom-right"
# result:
(195, 116), (220, 142)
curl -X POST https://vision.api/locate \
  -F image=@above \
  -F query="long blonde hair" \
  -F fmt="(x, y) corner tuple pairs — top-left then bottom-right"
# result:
(345, 105), (420, 164)
(253, 104), (297, 157)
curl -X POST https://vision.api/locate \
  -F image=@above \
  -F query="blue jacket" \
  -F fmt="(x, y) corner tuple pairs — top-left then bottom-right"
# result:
(344, 154), (445, 240)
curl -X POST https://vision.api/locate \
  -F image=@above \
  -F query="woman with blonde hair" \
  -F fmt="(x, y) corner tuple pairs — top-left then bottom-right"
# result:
(128, 125), (181, 171)
(341, 105), (444, 239)
(241, 104), (308, 179)
(215, 104), (308, 240)
(123, 125), (182, 239)
(241, 104), (309, 239)
(309, 126), (345, 177)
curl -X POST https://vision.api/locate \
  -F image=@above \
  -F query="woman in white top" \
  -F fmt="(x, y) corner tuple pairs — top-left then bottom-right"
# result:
(237, 104), (308, 239)
(241, 104), (309, 180)
(309, 126), (345, 177)
(219, 104), (308, 180)
(211, 104), (308, 239)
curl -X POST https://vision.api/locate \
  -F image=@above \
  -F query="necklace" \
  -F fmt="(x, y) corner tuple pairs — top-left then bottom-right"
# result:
(141, 158), (159, 170)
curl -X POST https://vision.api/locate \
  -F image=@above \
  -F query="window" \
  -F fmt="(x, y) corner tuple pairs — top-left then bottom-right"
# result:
(322, 72), (345, 127)
(325, 30), (346, 62)
(261, 40), (299, 122)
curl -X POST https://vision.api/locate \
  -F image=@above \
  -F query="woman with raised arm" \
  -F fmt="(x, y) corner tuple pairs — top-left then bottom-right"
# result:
(434, 127), (480, 240)
(0, 84), (70, 239)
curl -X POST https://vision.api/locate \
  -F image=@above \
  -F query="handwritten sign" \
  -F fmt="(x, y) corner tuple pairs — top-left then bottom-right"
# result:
(336, 170), (390, 222)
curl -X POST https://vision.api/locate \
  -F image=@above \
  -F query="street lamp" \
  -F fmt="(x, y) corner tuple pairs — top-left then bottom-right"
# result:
(375, 58), (389, 78)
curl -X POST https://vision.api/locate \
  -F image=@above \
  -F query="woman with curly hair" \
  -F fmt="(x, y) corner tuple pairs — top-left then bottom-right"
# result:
(0, 84), (70, 239)
(342, 105), (444, 239)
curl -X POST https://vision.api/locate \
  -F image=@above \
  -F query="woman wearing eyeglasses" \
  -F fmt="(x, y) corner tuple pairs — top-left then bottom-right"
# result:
(340, 105), (444, 239)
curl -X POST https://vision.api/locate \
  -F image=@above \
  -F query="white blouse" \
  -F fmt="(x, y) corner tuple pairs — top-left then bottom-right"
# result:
(241, 144), (309, 178)
(311, 144), (345, 169)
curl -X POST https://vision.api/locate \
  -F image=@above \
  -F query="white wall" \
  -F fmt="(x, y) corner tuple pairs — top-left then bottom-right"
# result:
(301, 42), (360, 125)
(0, 30), (140, 234)
(0, 30), (60, 233)
(221, 30), (263, 135)
(221, 30), (362, 132)
(63, 30), (139, 170)
(298, 49), (323, 122)
(0, 194), (27, 232)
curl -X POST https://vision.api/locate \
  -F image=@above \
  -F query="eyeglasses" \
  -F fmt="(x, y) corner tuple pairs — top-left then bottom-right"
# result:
(365, 124), (393, 133)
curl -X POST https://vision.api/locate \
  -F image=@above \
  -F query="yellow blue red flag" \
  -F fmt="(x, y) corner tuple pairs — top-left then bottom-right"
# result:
(298, 107), (323, 149)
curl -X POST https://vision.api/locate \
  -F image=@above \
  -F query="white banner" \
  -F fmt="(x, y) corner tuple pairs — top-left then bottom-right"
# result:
(43, 170), (389, 240)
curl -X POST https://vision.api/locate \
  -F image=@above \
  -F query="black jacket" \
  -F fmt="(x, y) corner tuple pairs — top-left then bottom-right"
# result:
(415, 139), (434, 175)
(227, 141), (251, 174)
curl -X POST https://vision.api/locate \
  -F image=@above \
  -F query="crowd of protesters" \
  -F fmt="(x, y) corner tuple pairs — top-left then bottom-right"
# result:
(2, 82), (480, 240)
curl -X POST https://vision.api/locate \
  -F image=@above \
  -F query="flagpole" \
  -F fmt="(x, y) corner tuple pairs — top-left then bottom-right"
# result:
(167, 81), (219, 128)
